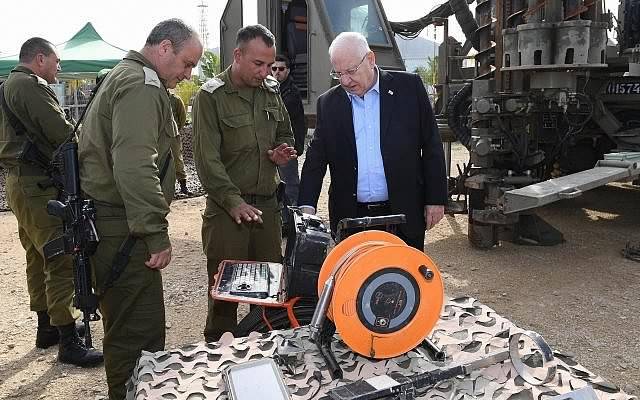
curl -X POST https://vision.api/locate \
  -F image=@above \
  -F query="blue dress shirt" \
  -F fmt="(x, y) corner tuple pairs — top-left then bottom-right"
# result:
(347, 69), (388, 203)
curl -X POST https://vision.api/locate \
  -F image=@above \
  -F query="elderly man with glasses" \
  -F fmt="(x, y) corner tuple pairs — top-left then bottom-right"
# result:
(298, 32), (447, 251)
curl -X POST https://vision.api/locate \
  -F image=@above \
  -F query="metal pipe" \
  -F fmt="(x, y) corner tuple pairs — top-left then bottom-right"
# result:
(309, 276), (334, 343)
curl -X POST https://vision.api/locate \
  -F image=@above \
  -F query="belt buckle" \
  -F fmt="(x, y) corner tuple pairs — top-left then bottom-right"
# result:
(367, 202), (386, 210)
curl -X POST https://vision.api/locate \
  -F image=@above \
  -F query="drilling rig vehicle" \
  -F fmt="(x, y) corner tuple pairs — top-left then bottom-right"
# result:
(440, 0), (640, 248)
(220, 0), (640, 249)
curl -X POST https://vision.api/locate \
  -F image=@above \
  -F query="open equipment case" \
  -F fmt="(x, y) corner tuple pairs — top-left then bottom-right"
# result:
(210, 208), (408, 334)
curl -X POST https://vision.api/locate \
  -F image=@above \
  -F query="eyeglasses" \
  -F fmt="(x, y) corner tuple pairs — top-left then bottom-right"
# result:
(271, 66), (287, 72)
(330, 53), (368, 80)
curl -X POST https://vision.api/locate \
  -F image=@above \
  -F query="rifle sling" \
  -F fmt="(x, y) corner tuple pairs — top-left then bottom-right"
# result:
(0, 83), (55, 170)
(0, 83), (28, 137)
(100, 150), (173, 295)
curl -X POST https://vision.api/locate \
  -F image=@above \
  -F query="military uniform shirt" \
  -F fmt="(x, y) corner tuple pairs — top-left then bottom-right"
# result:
(0, 65), (74, 168)
(169, 92), (187, 130)
(78, 50), (176, 253)
(192, 66), (294, 213)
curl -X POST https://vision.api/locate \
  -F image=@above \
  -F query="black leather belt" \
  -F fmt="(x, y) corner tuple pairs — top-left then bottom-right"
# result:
(357, 201), (390, 211)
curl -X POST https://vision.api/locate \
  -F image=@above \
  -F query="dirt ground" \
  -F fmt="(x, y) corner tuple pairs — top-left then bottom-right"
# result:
(0, 144), (639, 399)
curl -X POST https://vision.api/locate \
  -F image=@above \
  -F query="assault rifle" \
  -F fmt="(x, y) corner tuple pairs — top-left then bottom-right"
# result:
(43, 142), (100, 348)
(327, 331), (556, 400)
(2, 78), (103, 348)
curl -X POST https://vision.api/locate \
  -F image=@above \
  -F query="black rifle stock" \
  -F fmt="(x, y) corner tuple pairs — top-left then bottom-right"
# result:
(44, 142), (100, 348)
(16, 140), (64, 190)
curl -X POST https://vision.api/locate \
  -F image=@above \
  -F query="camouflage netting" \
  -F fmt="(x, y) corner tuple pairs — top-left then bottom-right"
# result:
(126, 297), (635, 400)
(0, 125), (203, 213)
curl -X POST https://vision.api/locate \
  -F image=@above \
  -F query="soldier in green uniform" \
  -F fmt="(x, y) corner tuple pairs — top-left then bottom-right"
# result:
(0, 37), (103, 367)
(192, 24), (296, 342)
(168, 91), (192, 195)
(78, 20), (203, 400)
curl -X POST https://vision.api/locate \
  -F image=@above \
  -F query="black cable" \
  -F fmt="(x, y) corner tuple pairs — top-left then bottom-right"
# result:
(307, 370), (324, 399)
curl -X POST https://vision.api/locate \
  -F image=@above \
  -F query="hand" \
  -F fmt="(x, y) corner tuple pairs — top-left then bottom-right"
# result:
(229, 202), (264, 224)
(424, 205), (445, 230)
(299, 205), (316, 215)
(146, 245), (172, 269)
(268, 143), (297, 166)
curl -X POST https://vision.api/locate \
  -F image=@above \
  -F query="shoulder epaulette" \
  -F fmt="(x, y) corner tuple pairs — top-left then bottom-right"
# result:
(201, 78), (225, 93)
(263, 76), (280, 93)
(143, 66), (162, 88)
(33, 74), (48, 86)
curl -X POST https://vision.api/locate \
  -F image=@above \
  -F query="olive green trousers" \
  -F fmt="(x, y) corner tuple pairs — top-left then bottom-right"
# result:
(170, 134), (187, 181)
(6, 170), (78, 326)
(92, 204), (165, 400)
(201, 196), (282, 341)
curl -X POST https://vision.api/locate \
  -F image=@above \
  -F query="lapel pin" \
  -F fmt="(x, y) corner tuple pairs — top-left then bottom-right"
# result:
(388, 90), (394, 95)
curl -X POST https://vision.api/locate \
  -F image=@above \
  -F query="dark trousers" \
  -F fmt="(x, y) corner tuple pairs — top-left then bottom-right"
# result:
(355, 202), (425, 251)
(278, 158), (299, 226)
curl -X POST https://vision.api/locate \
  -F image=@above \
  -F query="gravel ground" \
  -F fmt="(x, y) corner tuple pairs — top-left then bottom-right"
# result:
(0, 169), (7, 212)
(0, 143), (639, 399)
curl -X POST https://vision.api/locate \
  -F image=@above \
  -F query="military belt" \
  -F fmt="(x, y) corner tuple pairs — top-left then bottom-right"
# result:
(93, 201), (127, 218)
(7, 164), (48, 177)
(100, 150), (173, 296)
(241, 193), (276, 204)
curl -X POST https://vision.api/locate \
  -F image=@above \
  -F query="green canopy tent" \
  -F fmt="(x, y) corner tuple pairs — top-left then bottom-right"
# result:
(0, 22), (126, 79)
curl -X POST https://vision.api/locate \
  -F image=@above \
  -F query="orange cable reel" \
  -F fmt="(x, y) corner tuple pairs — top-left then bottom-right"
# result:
(317, 230), (444, 359)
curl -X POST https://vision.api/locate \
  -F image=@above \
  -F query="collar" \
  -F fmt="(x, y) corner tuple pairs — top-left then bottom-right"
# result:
(346, 66), (380, 101)
(124, 50), (155, 69)
(222, 65), (257, 102)
(124, 50), (167, 85)
(11, 65), (36, 76)
(279, 76), (293, 89)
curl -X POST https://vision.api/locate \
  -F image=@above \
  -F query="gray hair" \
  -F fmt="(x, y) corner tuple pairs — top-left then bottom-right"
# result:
(19, 37), (55, 63)
(145, 19), (199, 53)
(328, 32), (370, 59)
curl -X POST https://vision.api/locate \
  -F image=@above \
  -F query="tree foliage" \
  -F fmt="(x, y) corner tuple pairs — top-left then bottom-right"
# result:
(175, 79), (200, 109)
(414, 56), (438, 86)
(200, 50), (220, 79)
(173, 50), (220, 116)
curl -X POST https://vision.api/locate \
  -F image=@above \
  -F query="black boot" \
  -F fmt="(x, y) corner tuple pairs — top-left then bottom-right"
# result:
(179, 179), (193, 196)
(36, 311), (59, 349)
(36, 312), (87, 349)
(58, 323), (104, 367)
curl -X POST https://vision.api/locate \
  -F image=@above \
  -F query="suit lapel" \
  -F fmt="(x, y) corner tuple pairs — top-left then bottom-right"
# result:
(379, 69), (395, 145)
(337, 87), (357, 159)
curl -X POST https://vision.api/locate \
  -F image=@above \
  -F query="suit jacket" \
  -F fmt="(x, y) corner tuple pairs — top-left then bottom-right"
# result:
(298, 69), (447, 239)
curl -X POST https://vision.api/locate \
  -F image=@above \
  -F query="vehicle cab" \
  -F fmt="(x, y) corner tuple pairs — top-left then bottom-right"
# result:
(220, 0), (406, 120)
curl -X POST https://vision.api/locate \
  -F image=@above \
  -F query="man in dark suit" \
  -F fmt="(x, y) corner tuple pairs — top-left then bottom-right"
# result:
(272, 54), (306, 228)
(298, 32), (447, 250)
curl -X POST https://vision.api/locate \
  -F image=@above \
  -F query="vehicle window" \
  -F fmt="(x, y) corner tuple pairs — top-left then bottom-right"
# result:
(322, 0), (390, 45)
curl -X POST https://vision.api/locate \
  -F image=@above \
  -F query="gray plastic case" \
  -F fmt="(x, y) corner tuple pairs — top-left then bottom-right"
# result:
(223, 358), (290, 400)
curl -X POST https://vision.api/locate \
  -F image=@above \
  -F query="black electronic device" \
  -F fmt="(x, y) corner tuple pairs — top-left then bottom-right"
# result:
(283, 207), (332, 298)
